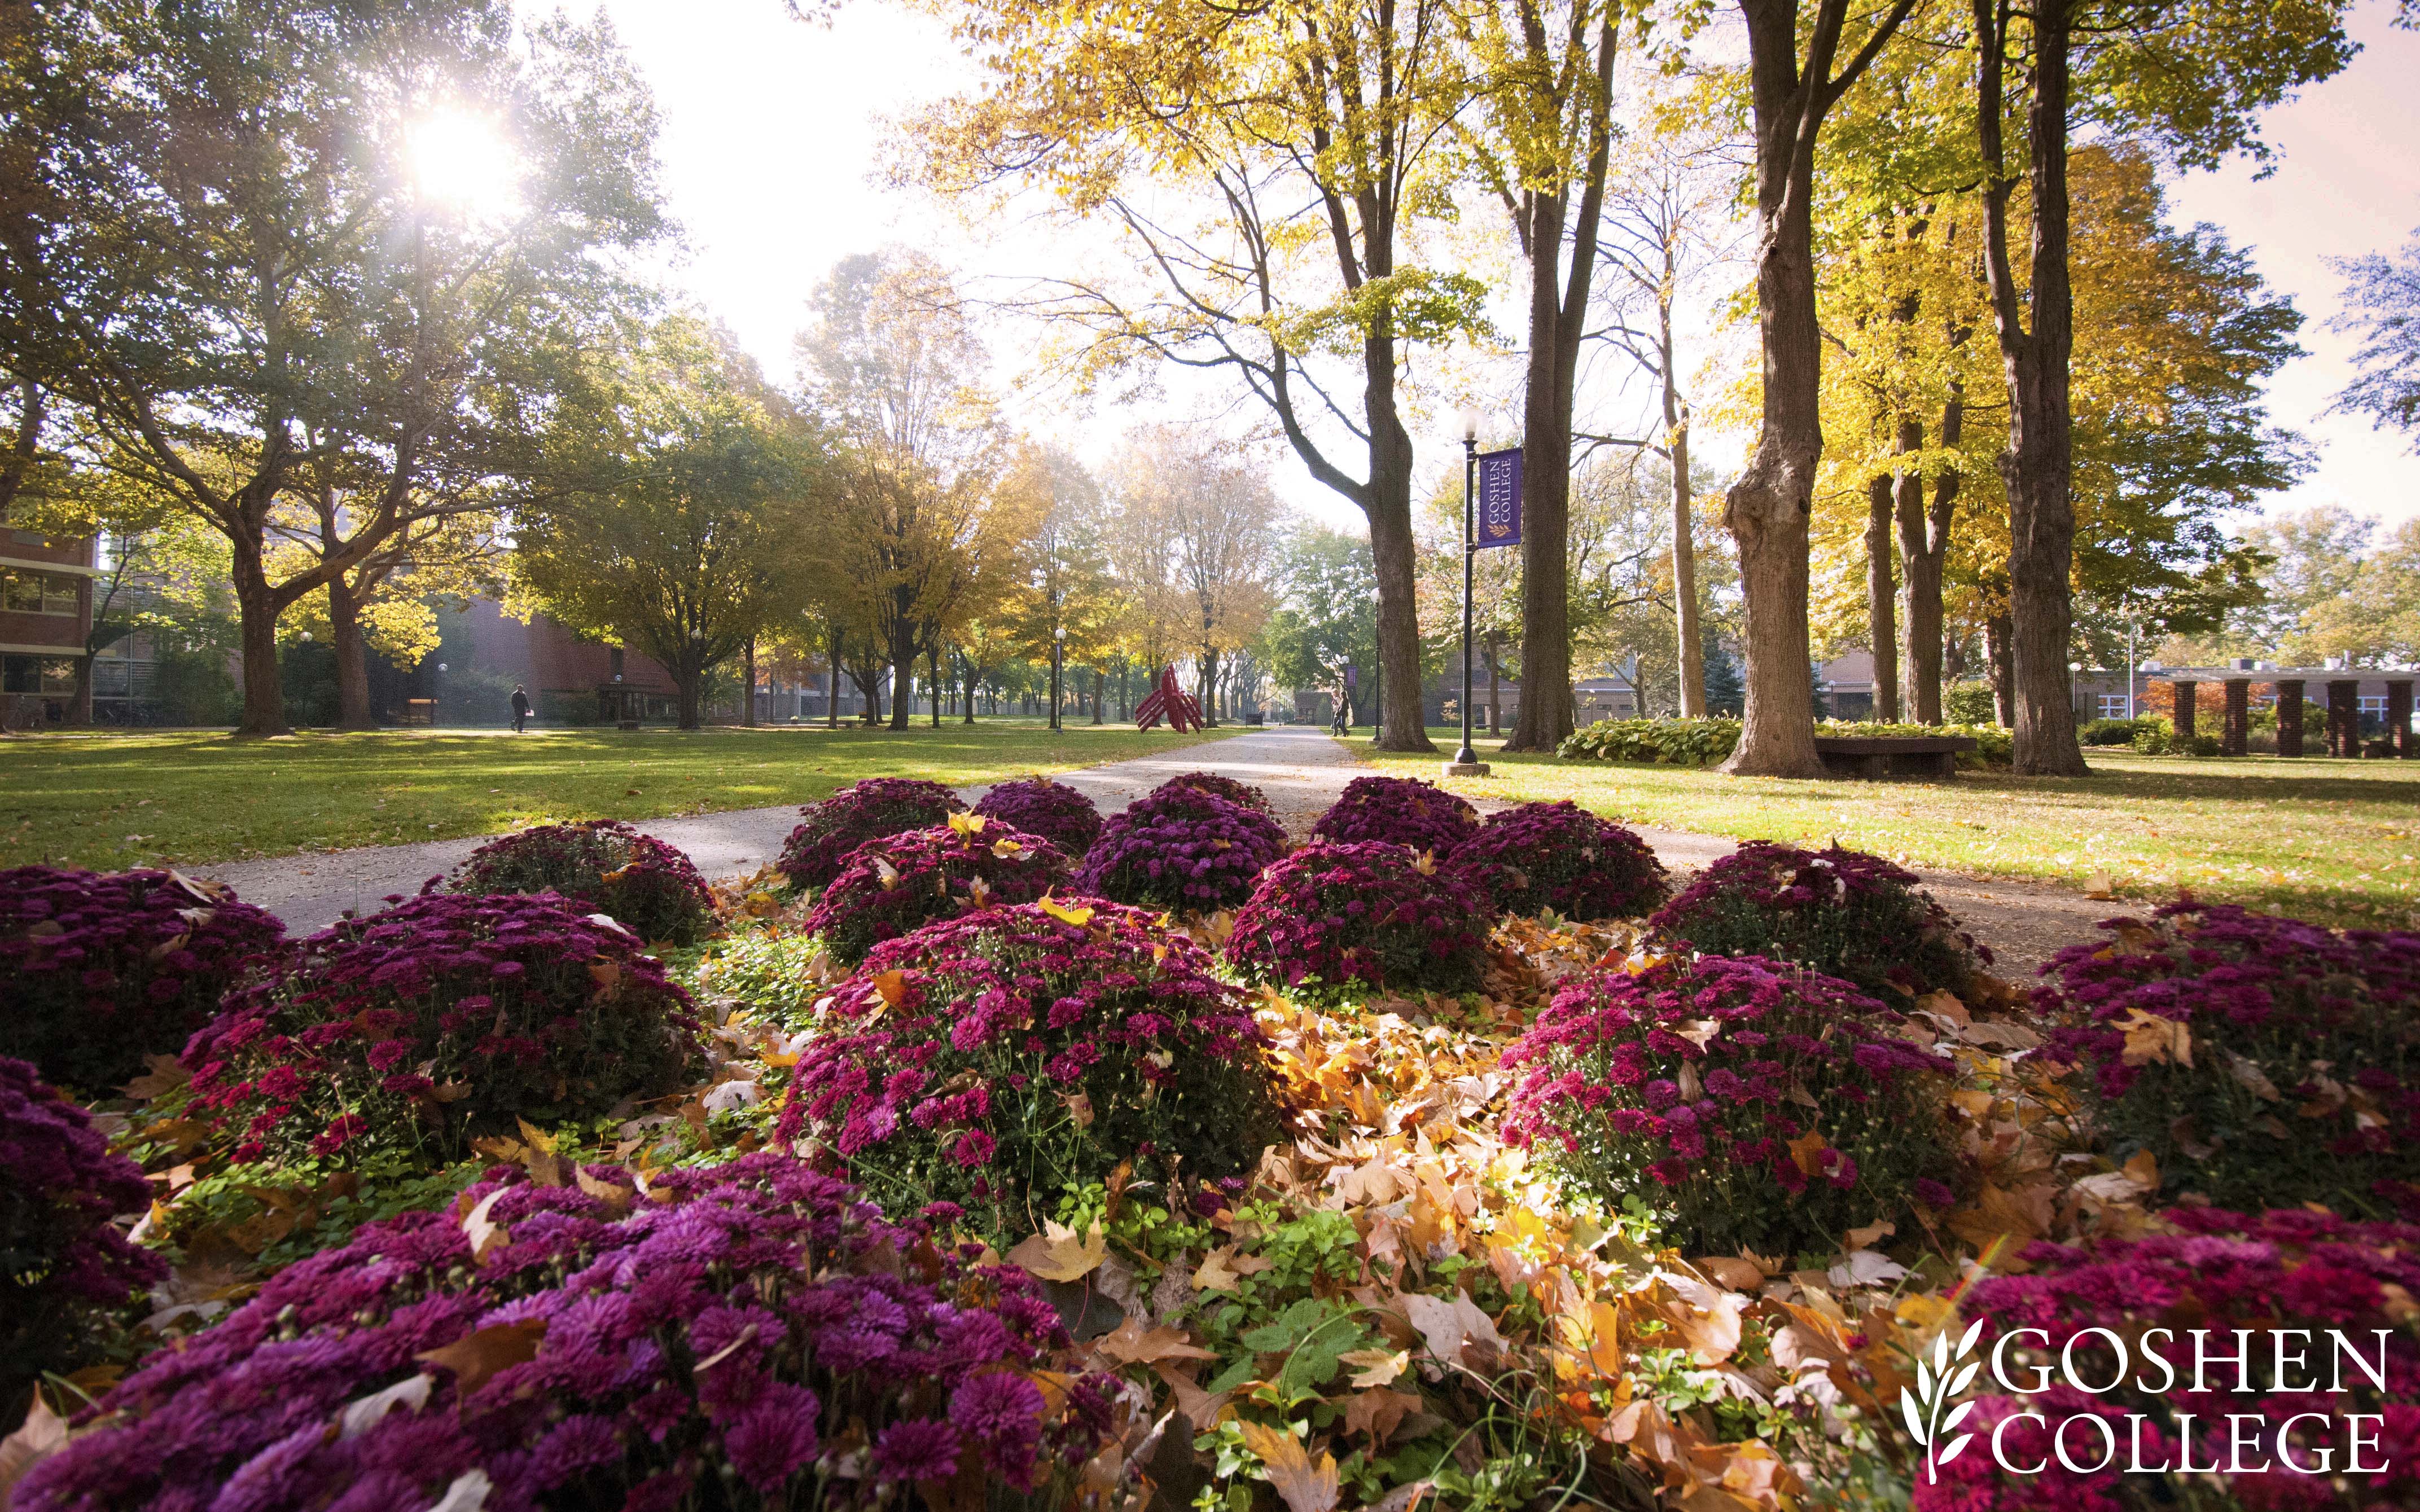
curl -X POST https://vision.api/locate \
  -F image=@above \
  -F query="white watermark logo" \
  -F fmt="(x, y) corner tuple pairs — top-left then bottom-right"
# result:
(1899, 1318), (1984, 1483)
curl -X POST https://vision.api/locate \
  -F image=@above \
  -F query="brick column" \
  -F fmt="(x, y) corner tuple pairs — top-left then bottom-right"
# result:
(2173, 680), (2197, 739)
(2277, 680), (2304, 757)
(2328, 680), (2360, 757)
(2390, 679), (2415, 759)
(2222, 679), (2248, 756)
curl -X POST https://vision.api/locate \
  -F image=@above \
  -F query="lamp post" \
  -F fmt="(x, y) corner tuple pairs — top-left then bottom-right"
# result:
(1446, 407), (1489, 776)
(1051, 625), (1066, 731)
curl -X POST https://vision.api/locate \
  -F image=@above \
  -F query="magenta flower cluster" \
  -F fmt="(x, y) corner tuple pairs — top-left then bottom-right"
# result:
(1, 866), (284, 1092)
(1444, 801), (1669, 922)
(1153, 771), (1273, 814)
(1310, 776), (1479, 856)
(1226, 839), (1490, 995)
(1073, 789), (1288, 913)
(1649, 841), (1988, 999)
(184, 891), (703, 1170)
(1501, 953), (1956, 1255)
(17, 1154), (1117, 1512)
(1919, 1205), (2420, 1511)
(803, 821), (1071, 965)
(777, 778), (964, 891)
(2037, 903), (2420, 1215)
(2, 1057), (166, 1410)
(972, 776), (1104, 858)
(448, 819), (715, 946)
(778, 900), (1288, 1237)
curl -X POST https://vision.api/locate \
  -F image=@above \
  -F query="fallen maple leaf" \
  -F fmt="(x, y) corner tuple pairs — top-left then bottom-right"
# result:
(1193, 1244), (1274, 1293)
(414, 1319), (546, 1397)
(0, 1391), (69, 1505)
(1341, 1386), (1423, 1443)
(1400, 1290), (1507, 1372)
(1340, 1346), (1410, 1388)
(459, 1187), (511, 1263)
(1038, 894), (1094, 926)
(1093, 1315), (1216, 1366)
(119, 1054), (191, 1102)
(1005, 1220), (1107, 1282)
(2116, 1008), (2192, 1069)
(1235, 1421), (1339, 1512)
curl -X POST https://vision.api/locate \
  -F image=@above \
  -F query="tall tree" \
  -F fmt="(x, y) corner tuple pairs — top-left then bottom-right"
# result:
(2329, 227), (2420, 448)
(1113, 427), (1278, 724)
(1006, 444), (1120, 722)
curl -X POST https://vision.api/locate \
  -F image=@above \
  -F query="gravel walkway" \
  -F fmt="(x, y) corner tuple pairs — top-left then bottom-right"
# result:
(195, 722), (2106, 978)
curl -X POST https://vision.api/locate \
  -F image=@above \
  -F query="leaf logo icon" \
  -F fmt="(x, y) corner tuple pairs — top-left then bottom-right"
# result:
(1898, 1317), (1985, 1484)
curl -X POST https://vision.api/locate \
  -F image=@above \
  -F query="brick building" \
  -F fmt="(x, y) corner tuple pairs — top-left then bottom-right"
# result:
(0, 529), (95, 727)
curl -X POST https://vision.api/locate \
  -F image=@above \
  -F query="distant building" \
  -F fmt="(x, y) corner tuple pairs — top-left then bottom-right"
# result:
(0, 529), (95, 728)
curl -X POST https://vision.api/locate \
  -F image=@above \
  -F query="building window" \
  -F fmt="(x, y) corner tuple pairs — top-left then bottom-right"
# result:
(1, 567), (80, 616)
(609, 648), (625, 680)
(2098, 693), (2130, 719)
(2, 655), (77, 694)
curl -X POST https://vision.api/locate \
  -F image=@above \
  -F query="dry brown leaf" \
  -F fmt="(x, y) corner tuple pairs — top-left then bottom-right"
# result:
(119, 1054), (191, 1102)
(1235, 1421), (1339, 1512)
(1093, 1316), (1215, 1366)
(1696, 1257), (1767, 1291)
(1400, 1290), (1507, 1372)
(1842, 1221), (1895, 1252)
(1341, 1386), (1423, 1443)
(414, 1319), (546, 1397)
(459, 1187), (511, 1263)
(1340, 1346), (1410, 1388)
(0, 1391), (69, 1505)
(2116, 1008), (2191, 1069)
(1004, 1221), (1106, 1283)
(1193, 1245), (1273, 1293)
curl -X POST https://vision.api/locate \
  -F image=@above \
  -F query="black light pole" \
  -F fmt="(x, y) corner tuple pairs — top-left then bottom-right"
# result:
(1454, 407), (1481, 767)
(1050, 623), (1065, 731)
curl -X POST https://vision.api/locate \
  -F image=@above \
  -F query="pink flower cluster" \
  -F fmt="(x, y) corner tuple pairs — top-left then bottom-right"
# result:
(447, 820), (714, 945)
(1501, 953), (1957, 1255)
(1649, 841), (1988, 999)
(778, 900), (1288, 1236)
(1444, 800), (1669, 922)
(1, 865), (284, 1092)
(1226, 839), (1490, 994)
(803, 821), (1071, 964)
(972, 776), (1104, 857)
(1073, 789), (1287, 913)
(1310, 776), (1479, 856)
(777, 778), (964, 891)
(18, 1154), (1117, 1511)
(1923, 1206), (2420, 1510)
(184, 891), (703, 1169)
(2, 1057), (166, 1409)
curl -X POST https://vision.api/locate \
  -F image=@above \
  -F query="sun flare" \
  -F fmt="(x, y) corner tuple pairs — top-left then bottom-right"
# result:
(405, 108), (519, 218)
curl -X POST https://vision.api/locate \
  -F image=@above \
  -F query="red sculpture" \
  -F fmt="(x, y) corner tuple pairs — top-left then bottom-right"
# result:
(1133, 665), (1204, 732)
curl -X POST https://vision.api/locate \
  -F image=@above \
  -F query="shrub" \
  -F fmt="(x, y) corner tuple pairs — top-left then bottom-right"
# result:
(1558, 717), (1741, 766)
(2038, 903), (2420, 1215)
(183, 891), (704, 1170)
(1919, 1206), (2420, 1510)
(2081, 715), (2152, 746)
(1310, 775), (1479, 856)
(1445, 800), (1668, 921)
(1153, 770), (1273, 814)
(0, 867), (286, 1093)
(2, 1058), (167, 1417)
(972, 775), (1104, 857)
(775, 777), (963, 891)
(1226, 841), (1489, 995)
(1502, 955), (1957, 1256)
(446, 819), (714, 945)
(1649, 841), (1987, 1000)
(17, 1154), (1117, 1512)
(1943, 681), (1996, 724)
(1075, 789), (1287, 912)
(1818, 719), (2012, 767)
(803, 819), (1072, 965)
(778, 899), (1290, 1238)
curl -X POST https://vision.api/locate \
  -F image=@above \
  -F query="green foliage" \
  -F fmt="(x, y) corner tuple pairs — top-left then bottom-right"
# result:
(1557, 716), (1741, 766)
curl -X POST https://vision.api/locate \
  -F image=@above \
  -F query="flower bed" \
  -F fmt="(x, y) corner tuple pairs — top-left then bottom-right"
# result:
(1445, 799), (1669, 921)
(2, 1058), (166, 1416)
(2039, 903), (2420, 1214)
(182, 892), (704, 1170)
(1918, 1206), (2420, 1509)
(1649, 840), (1987, 999)
(17, 1154), (1116, 1512)
(1152, 770), (1272, 814)
(1310, 775), (1479, 856)
(1226, 839), (1489, 994)
(775, 777), (964, 891)
(1502, 953), (1957, 1256)
(1073, 789), (1287, 912)
(446, 819), (714, 944)
(971, 775), (1104, 857)
(778, 899), (1289, 1237)
(1558, 717), (2011, 767)
(803, 818), (1070, 964)
(0, 867), (285, 1093)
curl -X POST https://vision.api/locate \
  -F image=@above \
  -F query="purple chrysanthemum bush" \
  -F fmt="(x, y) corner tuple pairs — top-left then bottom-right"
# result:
(184, 892), (704, 1171)
(1502, 953), (1958, 1256)
(2, 1058), (167, 1417)
(1151, 771), (1271, 814)
(1, 867), (284, 1092)
(778, 899), (1290, 1238)
(1913, 1205), (2420, 1511)
(776, 778), (964, 891)
(1225, 840), (1490, 995)
(16, 1154), (1120, 1512)
(1072, 790), (1287, 913)
(803, 819), (1071, 965)
(1444, 800), (1669, 922)
(446, 820), (714, 945)
(2038, 903), (2420, 1217)
(1648, 841), (1988, 1000)
(1310, 775), (1478, 856)
(971, 776), (1104, 858)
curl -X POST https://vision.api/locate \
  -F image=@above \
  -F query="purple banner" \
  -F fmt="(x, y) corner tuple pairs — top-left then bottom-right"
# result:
(1476, 447), (1522, 549)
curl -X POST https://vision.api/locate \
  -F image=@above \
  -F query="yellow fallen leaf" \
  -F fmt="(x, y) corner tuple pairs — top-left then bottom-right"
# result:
(1005, 1220), (1106, 1282)
(1193, 1243), (1274, 1293)
(1235, 1421), (1338, 1512)
(2116, 1008), (2192, 1069)
(1038, 894), (1094, 926)
(949, 811), (988, 836)
(1340, 1346), (1410, 1388)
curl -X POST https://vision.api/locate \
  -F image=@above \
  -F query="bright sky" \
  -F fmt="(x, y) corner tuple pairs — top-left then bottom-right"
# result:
(577, 0), (2420, 531)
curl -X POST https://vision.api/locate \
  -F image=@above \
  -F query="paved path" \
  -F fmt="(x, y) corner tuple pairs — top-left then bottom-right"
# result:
(196, 722), (2106, 977)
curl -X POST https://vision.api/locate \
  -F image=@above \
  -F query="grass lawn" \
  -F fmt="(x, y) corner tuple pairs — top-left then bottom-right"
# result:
(1342, 727), (2420, 929)
(0, 719), (1248, 872)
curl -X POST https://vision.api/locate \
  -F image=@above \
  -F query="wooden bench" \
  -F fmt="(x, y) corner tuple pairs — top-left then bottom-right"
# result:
(1811, 734), (1976, 780)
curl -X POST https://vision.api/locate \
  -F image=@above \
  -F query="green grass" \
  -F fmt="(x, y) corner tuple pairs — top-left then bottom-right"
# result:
(0, 720), (1248, 872)
(1343, 727), (2420, 929)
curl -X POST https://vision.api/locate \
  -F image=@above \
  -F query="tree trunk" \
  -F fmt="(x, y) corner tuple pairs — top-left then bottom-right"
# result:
(962, 656), (978, 724)
(827, 630), (842, 728)
(230, 536), (288, 736)
(887, 615), (914, 731)
(1362, 327), (1436, 753)
(1485, 640), (1501, 734)
(1895, 395), (1960, 724)
(1090, 667), (1104, 724)
(1985, 612), (2014, 727)
(1865, 473), (1899, 723)
(1670, 407), (1705, 718)
(676, 655), (702, 731)
(327, 573), (376, 731)
(743, 638), (758, 727)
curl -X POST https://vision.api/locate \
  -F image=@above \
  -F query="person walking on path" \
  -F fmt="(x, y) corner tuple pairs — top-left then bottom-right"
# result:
(510, 685), (533, 733)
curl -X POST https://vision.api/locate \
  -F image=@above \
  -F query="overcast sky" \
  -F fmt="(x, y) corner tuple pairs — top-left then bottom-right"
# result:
(577, 0), (2420, 531)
